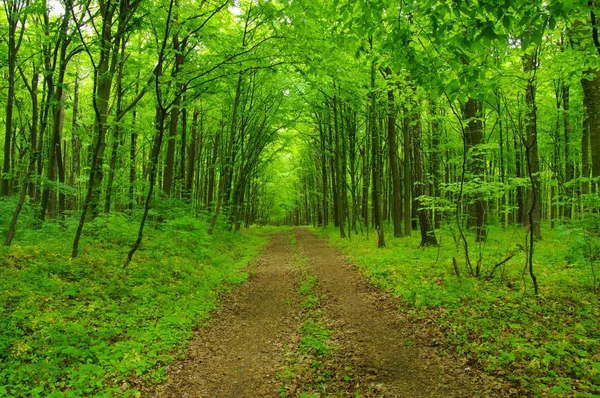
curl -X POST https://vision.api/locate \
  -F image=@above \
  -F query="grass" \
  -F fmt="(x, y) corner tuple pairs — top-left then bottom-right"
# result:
(315, 222), (600, 397)
(0, 208), (268, 397)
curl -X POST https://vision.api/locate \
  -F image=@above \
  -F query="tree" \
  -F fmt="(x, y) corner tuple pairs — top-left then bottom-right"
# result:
(2, 0), (29, 196)
(385, 68), (403, 237)
(369, 38), (385, 248)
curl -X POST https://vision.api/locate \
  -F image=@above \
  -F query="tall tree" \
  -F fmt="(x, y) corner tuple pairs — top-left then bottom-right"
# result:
(385, 68), (403, 237)
(2, 0), (29, 196)
(369, 38), (385, 248)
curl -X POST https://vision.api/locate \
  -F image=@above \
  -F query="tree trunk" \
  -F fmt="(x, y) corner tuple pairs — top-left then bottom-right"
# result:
(430, 100), (442, 229)
(208, 72), (243, 235)
(40, 13), (70, 221)
(464, 97), (487, 241)
(319, 123), (329, 227)
(125, 105), (167, 266)
(128, 78), (140, 211)
(360, 146), (369, 230)
(523, 53), (542, 239)
(88, 4), (118, 219)
(582, 71), (600, 194)
(563, 84), (573, 219)
(582, 103), (591, 197)
(551, 83), (561, 228)
(328, 119), (339, 227)
(28, 67), (40, 199)
(514, 122), (525, 224)
(386, 69), (403, 237)
(207, 132), (220, 210)
(186, 106), (199, 199)
(370, 51), (385, 248)
(412, 108), (437, 247)
(104, 39), (127, 213)
(348, 111), (358, 232)
(2, 1), (26, 196)
(163, 28), (185, 197)
(71, 73), (81, 210)
(402, 113), (412, 235)
(5, 58), (39, 245)
(333, 94), (346, 238)
(56, 94), (66, 217)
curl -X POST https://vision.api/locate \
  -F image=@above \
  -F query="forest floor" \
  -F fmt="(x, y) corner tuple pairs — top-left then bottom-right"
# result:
(147, 228), (499, 397)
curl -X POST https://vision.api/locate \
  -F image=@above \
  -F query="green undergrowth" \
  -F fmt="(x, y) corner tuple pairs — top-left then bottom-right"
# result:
(0, 210), (268, 397)
(316, 223), (600, 397)
(278, 236), (337, 397)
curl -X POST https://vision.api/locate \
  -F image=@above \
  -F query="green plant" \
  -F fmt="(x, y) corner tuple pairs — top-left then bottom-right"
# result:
(0, 217), (267, 397)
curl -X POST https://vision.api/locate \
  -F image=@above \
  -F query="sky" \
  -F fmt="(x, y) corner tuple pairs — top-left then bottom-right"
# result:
(49, 0), (65, 17)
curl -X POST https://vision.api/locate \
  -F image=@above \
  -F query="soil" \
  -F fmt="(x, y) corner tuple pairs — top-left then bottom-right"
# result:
(147, 229), (501, 397)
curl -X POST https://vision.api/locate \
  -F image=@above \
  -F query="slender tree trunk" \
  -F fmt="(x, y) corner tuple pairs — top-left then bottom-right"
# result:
(128, 78), (140, 211)
(402, 113), (412, 235)
(496, 91), (507, 227)
(208, 72), (243, 234)
(37, 12), (53, 202)
(28, 67), (40, 199)
(164, 104), (179, 196)
(56, 94), (66, 217)
(370, 49), (385, 247)
(386, 69), (403, 237)
(464, 97), (487, 241)
(523, 53), (542, 239)
(163, 27), (185, 197)
(2, 48), (15, 194)
(430, 100), (442, 229)
(333, 94), (346, 238)
(563, 84), (573, 219)
(186, 106), (199, 199)
(319, 123), (329, 227)
(71, 73), (81, 210)
(2, 1), (26, 196)
(41, 14), (70, 221)
(515, 106), (525, 225)
(5, 58), (39, 245)
(412, 108), (437, 246)
(582, 72), (600, 195)
(328, 119), (339, 227)
(88, 4), (118, 219)
(348, 112), (358, 232)
(207, 132), (220, 210)
(125, 105), (167, 266)
(551, 84), (561, 228)
(105, 39), (127, 213)
(360, 146), (368, 228)
(582, 105), (591, 197)
(179, 105), (187, 195)
(316, 140), (324, 226)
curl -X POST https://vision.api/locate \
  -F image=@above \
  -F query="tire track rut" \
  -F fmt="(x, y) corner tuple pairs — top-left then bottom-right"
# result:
(294, 228), (496, 397)
(149, 232), (300, 397)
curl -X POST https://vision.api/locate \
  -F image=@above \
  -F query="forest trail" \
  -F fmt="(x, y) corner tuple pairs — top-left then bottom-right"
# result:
(149, 229), (496, 397)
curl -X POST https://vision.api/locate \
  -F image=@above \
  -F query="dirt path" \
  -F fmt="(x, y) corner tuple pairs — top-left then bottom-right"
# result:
(294, 228), (496, 397)
(148, 229), (498, 397)
(149, 232), (301, 397)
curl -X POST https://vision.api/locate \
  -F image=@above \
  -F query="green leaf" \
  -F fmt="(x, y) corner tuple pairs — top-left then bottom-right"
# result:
(532, 28), (543, 47)
(502, 15), (512, 30)
(562, 0), (574, 13)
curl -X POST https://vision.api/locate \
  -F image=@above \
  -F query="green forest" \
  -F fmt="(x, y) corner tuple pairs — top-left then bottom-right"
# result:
(1, 0), (600, 396)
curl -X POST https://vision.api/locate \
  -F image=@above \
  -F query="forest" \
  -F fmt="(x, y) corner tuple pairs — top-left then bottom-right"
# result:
(1, 0), (600, 396)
